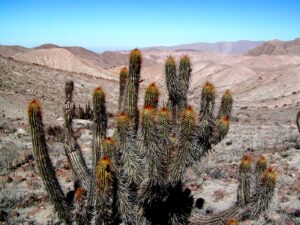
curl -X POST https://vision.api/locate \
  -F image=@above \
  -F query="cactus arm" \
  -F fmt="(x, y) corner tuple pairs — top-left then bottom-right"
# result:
(171, 106), (197, 182)
(87, 87), (108, 208)
(122, 49), (142, 133)
(165, 56), (179, 122)
(28, 100), (73, 224)
(178, 55), (192, 112)
(94, 157), (118, 225)
(237, 155), (252, 206)
(63, 80), (91, 189)
(119, 67), (128, 111)
(144, 83), (160, 109)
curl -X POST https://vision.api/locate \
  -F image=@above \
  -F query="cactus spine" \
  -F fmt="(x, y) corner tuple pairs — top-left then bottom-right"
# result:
(119, 67), (128, 111)
(237, 154), (252, 206)
(64, 80), (90, 189)
(28, 49), (276, 225)
(28, 100), (73, 224)
(144, 83), (160, 108)
(178, 55), (192, 112)
(122, 49), (142, 133)
(165, 56), (178, 121)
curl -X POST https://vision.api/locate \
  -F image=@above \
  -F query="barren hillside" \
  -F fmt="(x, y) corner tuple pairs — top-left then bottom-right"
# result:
(247, 38), (300, 56)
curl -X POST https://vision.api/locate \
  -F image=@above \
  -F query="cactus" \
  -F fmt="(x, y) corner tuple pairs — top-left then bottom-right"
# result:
(144, 83), (159, 108)
(119, 67), (128, 111)
(28, 49), (276, 225)
(28, 100), (73, 224)
(178, 55), (192, 112)
(237, 154), (252, 206)
(122, 49), (142, 133)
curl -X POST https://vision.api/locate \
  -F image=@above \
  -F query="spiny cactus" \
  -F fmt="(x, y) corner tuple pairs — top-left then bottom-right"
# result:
(178, 55), (192, 111)
(28, 49), (276, 225)
(119, 67), (128, 111)
(28, 100), (73, 224)
(144, 83), (160, 108)
(122, 49), (142, 133)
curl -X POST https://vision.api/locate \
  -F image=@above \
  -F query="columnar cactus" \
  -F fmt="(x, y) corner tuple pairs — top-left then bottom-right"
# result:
(237, 154), (252, 206)
(144, 83), (160, 108)
(28, 100), (73, 224)
(119, 67), (128, 111)
(178, 55), (192, 111)
(28, 49), (276, 225)
(122, 49), (142, 132)
(63, 81), (90, 189)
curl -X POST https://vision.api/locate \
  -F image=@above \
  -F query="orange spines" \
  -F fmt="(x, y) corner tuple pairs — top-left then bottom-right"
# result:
(256, 155), (267, 173)
(95, 156), (113, 192)
(144, 82), (160, 108)
(226, 218), (238, 225)
(75, 187), (87, 203)
(102, 137), (116, 159)
(130, 48), (142, 65)
(182, 105), (196, 123)
(202, 81), (216, 96)
(262, 167), (277, 187)
(158, 107), (171, 121)
(28, 99), (42, 117)
(240, 154), (252, 173)
(221, 116), (231, 126)
(93, 87), (105, 99)
(120, 67), (128, 83)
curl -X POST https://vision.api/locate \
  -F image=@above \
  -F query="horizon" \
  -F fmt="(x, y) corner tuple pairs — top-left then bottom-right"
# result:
(1, 0), (300, 51)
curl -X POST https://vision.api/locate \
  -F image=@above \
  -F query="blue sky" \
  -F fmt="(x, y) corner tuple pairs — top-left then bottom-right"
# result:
(0, 0), (300, 51)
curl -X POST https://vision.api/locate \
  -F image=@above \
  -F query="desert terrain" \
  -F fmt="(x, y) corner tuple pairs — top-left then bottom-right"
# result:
(0, 39), (300, 224)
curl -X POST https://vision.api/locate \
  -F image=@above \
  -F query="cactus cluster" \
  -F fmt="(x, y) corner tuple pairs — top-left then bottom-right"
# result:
(28, 49), (276, 225)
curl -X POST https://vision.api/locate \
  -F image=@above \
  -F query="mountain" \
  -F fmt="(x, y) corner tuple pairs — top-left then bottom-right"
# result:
(247, 38), (300, 56)
(146, 40), (264, 54)
(0, 45), (29, 57)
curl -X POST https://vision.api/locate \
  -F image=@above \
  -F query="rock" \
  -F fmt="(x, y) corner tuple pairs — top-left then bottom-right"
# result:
(212, 189), (228, 202)
(16, 128), (26, 137)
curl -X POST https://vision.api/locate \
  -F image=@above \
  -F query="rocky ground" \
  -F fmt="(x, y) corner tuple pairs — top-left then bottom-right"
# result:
(0, 56), (300, 224)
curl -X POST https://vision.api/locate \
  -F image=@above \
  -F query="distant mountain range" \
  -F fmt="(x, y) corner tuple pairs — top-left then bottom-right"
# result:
(145, 40), (264, 54)
(247, 38), (300, 56)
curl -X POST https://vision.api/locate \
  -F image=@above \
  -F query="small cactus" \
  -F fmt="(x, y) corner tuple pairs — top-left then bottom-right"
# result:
(237, 154), (252, 206)
(119, 67), (128, 111)
(144, 82), (160, 108)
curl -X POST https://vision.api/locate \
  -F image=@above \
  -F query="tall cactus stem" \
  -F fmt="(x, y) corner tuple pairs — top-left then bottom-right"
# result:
(218, 90), (233, 119)
(28, 100), (73, 224)
(123, 49), (142, 133)
(237, 154), (252, 206)
(178, 55), (192, 112)
(119, 67), (128, 111)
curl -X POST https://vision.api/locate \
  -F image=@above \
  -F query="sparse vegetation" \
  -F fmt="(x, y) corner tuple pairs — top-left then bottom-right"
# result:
(28, 49), (276, 225)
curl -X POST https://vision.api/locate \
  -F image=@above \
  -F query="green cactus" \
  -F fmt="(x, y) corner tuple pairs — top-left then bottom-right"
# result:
(144, 82), (160, 108)
(165, 56), (178, 121)
(28, 100), (73, 224)
(119, 67), (128, 111)
(237, 154), (252, 206)
(28, 49), (277, 225)
(178, 55), (192, 112)
(63, 81), (90, 189)
(122, 49), (142, 133)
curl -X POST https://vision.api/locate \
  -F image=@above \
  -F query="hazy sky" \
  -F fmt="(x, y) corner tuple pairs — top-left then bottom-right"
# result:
(0, 0), (300, 51)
